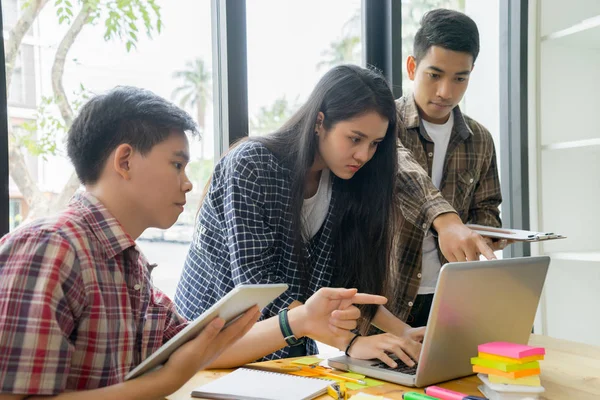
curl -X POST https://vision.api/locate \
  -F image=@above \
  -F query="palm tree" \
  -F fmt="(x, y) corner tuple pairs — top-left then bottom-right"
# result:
(172, 58), (212, 157)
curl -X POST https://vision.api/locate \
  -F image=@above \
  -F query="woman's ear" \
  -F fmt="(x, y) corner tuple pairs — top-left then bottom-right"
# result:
(112, 143), (135, 180)
(315, 111), (325, 135)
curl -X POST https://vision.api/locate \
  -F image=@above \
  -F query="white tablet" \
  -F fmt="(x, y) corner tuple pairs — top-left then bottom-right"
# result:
(125, 283), (288, 380)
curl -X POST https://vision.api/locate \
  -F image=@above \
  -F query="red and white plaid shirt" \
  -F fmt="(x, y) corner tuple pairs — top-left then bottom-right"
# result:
(0, 192), (188, 395)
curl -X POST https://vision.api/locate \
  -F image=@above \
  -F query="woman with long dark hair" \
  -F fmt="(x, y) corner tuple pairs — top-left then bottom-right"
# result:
(175, 65), (423, 369)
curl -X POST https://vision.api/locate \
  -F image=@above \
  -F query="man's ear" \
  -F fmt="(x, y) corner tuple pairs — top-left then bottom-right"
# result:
(407, 56), (417, 81)
(112, 143), (135, 180)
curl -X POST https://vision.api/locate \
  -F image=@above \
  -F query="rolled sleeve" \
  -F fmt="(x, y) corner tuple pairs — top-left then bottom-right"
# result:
(396, 139), (456, 232)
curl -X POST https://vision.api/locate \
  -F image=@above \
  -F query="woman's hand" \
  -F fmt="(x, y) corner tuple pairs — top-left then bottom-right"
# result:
(289, 288), (387, 350)
(347, 331), (423, 368)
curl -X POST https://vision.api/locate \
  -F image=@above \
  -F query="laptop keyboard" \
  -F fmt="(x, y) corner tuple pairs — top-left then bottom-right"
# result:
(370, 357), (418, 375)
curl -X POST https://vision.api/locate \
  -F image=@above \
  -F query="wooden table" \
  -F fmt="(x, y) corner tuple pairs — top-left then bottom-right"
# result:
(168, 335), (600, 400)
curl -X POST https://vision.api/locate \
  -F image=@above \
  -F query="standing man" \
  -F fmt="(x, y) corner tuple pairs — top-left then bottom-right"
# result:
(394, 9), (506, 327)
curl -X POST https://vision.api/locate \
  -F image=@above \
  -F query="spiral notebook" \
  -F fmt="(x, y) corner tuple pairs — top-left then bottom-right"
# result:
(191, 367), (332, 400)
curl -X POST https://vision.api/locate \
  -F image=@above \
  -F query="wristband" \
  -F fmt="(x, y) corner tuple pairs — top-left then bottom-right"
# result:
(278, 308), (304, 346)
(344, 333), (361, 357)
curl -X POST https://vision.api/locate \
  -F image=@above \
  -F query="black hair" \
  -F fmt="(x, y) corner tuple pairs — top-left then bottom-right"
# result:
(252, 64), (399, 330)
(67, 86), (198, 184)
(413, 8), (480, 64)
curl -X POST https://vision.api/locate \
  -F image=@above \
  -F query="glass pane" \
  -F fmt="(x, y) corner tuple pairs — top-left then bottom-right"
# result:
(247, 0), (362, 136)
(4, 0), (215, 298)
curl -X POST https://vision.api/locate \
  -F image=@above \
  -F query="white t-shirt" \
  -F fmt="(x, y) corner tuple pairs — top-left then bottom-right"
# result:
(418, 112), (454, 295)
(301, 169), (332, 240)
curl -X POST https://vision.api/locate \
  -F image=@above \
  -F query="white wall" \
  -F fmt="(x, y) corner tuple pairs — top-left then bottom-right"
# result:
(529, 0), (600, 346)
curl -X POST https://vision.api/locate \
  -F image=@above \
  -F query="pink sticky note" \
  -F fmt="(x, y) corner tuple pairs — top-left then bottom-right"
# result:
(478, 342), (546, 358)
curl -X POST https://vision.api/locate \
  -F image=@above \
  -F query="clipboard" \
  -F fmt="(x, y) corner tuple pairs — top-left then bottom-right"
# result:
(467, 224), (566, 242)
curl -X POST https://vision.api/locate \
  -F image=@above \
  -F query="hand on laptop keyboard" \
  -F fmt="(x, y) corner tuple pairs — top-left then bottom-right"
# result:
(345, 333), (421, 369)
(370, 355), (418, 375)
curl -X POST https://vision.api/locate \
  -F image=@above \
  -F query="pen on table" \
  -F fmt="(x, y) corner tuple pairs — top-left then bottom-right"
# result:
(402, 393), (437, 400)
(424, 385), (487, 400)
(301, 366), (367, 385)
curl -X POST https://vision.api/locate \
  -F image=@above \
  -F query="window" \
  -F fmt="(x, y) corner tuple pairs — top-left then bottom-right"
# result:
(7, 44), (36, 107)
(8, 198), (22, 230)
(4, 0), (216, 298)
(2, 0), (18, 31)
(246, 0), (362, 136)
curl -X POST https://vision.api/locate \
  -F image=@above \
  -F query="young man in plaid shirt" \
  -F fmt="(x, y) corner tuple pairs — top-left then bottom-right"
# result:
(0, 87), (382, 399)
(393, 9), (509, 326)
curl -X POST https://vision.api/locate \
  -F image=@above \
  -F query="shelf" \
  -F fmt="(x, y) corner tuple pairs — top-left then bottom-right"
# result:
(541, 14), (600, 50)
(541, 138), (600, 151)
(545, 252), (600, 262)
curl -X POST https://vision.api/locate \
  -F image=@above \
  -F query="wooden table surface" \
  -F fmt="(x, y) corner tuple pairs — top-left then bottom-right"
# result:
(167, 334), (600, 400)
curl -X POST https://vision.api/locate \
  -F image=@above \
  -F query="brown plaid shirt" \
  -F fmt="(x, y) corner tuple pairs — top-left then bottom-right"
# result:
(393, 95), (502, 321)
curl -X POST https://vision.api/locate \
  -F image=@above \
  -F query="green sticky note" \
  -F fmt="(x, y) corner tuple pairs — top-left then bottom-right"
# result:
(340, 372), (366, 379)
(364, 378), (385, 387)
(345, 382), (368, 390)
(471, 356), (540, 372)
(290, 357), (323, 366)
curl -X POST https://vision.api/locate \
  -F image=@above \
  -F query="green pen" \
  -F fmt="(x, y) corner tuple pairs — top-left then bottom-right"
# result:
(402, 392), (438, 400)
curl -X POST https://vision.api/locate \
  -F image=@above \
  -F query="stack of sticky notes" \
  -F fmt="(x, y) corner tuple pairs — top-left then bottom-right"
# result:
(471, 342), (546, 399)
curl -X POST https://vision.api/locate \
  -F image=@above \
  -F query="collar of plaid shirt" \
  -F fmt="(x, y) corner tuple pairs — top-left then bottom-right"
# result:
(398, 94), (473, 142)
(76, 191), (137, 256)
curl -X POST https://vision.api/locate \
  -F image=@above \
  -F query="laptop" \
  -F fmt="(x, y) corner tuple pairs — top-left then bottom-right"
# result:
(327, 256), (550, 387)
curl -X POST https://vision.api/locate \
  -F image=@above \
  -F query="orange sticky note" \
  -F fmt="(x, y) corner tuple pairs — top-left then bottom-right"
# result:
(472, 365), (540, 379)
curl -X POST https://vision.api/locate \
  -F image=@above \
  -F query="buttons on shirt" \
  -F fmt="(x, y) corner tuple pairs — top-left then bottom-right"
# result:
(408, 301), (414, 307)
(417, 273), (422, 279)
(428, 152), (433, 158)
(422, 223), (427, 230)
(469, 178), (474, 184)
(134, 284), (141, 291)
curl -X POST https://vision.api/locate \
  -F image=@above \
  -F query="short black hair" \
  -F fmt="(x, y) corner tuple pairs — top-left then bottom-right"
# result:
(67, 86), (198, 184)
(413, 8), (480, 64)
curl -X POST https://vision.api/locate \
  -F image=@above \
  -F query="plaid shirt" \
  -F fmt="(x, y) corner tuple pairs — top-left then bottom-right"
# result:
(393, 96), (502, 321)
(0, 192), (188, 395)
(175, 141), (337, 359)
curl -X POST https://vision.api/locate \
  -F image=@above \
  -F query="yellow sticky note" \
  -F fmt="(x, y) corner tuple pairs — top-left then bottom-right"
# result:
(349, 393), (386, 400)
(290, 357), (323, 366)
(479, 352), (544, 364)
